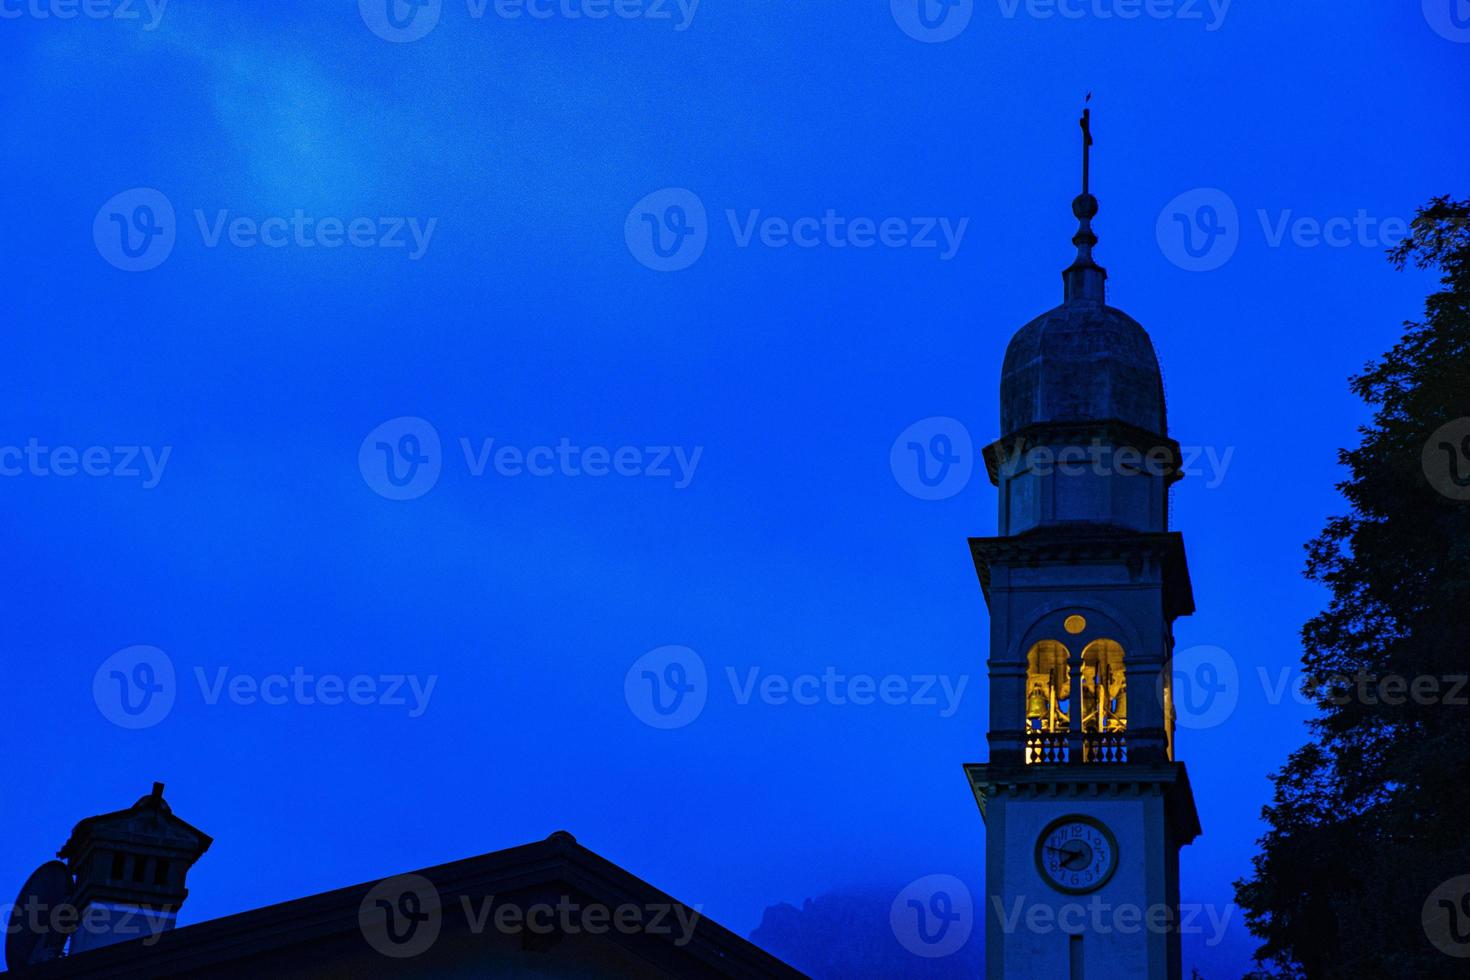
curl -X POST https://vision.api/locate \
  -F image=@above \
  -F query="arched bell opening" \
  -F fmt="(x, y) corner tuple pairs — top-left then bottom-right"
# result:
(1024, 639), (1071, 762)
(1081, 638), (1127, 762)
(1080, 638), (1127, 733)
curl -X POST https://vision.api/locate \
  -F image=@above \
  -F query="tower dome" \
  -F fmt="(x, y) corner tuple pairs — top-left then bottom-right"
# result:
(1001, 303), (1167, 437)
(999, 136), (1167, 439)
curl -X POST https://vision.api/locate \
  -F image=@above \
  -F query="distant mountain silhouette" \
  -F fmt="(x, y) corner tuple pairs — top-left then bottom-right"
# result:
(750, 888), (981, 979)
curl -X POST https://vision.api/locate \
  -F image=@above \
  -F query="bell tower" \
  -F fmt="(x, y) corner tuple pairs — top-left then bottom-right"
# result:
(964, 109), (1201, 980)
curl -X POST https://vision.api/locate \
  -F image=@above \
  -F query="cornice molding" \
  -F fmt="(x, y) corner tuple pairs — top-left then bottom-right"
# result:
(968, 528), (1195, 620)
(982, 421), (1183, 487)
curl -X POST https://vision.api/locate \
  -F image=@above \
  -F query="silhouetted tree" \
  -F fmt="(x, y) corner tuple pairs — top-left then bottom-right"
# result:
(1235, 197), (1470, 979)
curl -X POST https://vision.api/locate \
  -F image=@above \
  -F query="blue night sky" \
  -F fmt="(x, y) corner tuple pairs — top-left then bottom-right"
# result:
(1, 2), (1467, 977)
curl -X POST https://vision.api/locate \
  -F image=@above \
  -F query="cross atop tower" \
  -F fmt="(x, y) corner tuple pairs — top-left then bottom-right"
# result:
(1081, 95), (1093, 197)
(1065, 97), (1106, 305)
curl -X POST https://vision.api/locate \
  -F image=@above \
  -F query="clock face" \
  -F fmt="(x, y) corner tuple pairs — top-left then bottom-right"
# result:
(1036, 816), (1118, 894)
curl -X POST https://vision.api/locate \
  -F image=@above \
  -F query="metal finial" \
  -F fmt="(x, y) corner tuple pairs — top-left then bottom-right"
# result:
(1064, 96), (1106, 304)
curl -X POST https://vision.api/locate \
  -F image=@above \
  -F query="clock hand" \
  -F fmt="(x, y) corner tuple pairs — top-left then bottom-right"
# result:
(1044, 842), (1090, 869)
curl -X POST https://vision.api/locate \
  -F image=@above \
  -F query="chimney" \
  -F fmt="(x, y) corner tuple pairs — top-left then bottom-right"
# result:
(56, 783), (212, 956)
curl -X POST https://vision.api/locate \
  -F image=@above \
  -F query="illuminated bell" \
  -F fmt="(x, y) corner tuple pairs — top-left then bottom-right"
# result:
(1026, 687), (1048, 718)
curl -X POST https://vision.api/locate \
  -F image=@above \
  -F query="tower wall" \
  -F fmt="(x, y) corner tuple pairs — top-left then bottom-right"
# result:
(968, 127), (1201, 980)
(984, 791), (1178, 980)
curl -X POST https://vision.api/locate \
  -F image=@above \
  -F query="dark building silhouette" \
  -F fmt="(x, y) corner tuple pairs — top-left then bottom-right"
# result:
(4, 786), (805, 978)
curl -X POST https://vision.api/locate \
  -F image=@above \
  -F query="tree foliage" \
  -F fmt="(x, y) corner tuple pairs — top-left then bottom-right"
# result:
(1235, 197), (1470, 979)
